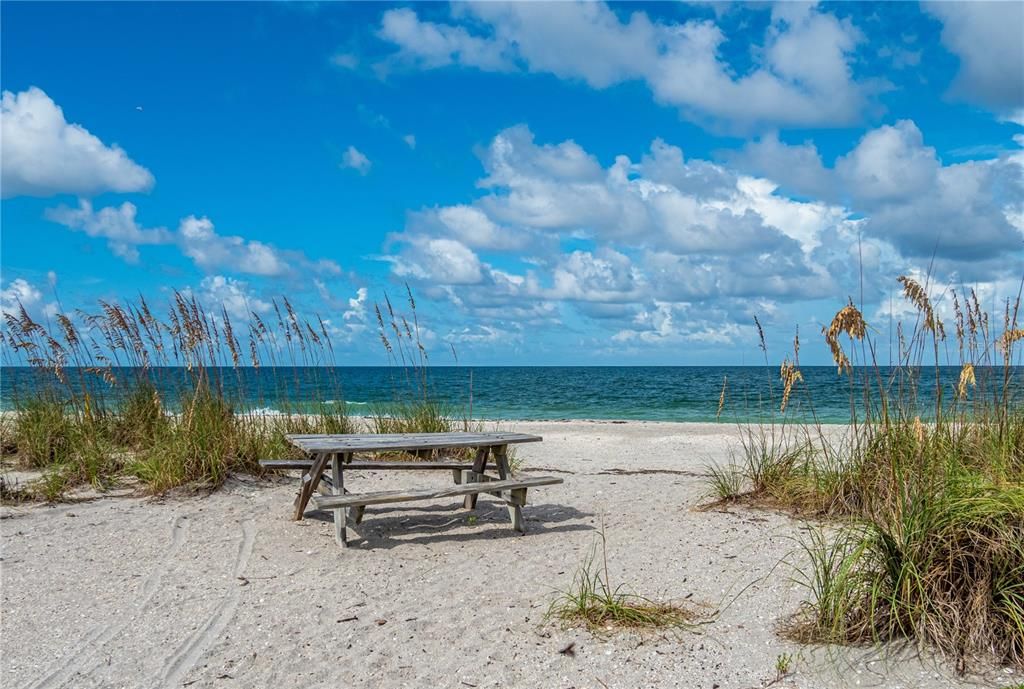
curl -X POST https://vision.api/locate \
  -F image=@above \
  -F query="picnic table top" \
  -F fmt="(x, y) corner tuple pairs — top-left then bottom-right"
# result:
(284, 431), (542, 454)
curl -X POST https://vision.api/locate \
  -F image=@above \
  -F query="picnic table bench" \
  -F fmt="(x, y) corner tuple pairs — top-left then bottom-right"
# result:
(264, 432), (563, 548)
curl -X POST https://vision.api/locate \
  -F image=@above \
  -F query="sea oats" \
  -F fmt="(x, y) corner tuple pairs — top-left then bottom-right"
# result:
(823, 300), (866, 374)
(1001, 328), (1024, 353)
(222, 308), (240, 367)
(956, 363), (976, 400)
(753, 315), (766, 353)
(952, 291), (965, 353)
(779, 359), (803, 413)
(897, 275), (942, 334)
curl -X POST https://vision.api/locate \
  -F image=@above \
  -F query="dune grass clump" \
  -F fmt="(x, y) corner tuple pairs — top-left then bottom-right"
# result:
(706, 461), (744, 502)
(1, 293), (354, 497)
(712, 275), (1023, 671)
(550, 524), (695, 633)
(0, 283), (483, 498)
(790, 486), (1024, 668)
(10, 396), (74, 468)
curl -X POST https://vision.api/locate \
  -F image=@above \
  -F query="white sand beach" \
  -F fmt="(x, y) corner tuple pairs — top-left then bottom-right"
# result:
(2, 421), (1018, 689)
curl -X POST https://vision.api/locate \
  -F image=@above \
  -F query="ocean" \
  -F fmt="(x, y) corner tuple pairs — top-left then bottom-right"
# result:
(2, 365), (1020, 423)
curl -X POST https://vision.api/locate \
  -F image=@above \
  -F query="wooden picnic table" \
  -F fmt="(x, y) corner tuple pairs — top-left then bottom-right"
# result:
(267, 432), (563, 548)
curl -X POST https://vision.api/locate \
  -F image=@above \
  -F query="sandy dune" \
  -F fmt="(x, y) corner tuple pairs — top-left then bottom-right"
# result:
(2, 421), (1018, 689)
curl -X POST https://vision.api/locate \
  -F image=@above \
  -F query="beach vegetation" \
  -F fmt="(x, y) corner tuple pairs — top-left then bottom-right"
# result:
(774, 652), (794, 680)
(1, 286), (479, 498)
(712, 276), (1023, 671)
(705, 461), (743, 502)
(368, 287), (480, 455)
(0, 294), (359, 497)
(550, 521), (696, 632)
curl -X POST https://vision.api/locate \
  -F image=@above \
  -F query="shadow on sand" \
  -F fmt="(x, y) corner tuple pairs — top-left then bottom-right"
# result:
(304, 500), (594, 550)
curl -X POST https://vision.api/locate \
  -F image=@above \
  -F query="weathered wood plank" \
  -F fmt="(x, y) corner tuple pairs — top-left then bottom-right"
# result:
(285, 432), (542, 454)
(509, 483), (528, 532)
(332, 453), (347, 547)
(458, 470), (524, 501)
(465, 447), (490, 510)
(508, 504), (525, 532)
(293, 452), (330, 521)
(311, 476), (563, 510)
(496, 445), (523, 532)
(261, 459), (318, 470)
(260, 459), (498, 472)
(493, 444), (510, 480)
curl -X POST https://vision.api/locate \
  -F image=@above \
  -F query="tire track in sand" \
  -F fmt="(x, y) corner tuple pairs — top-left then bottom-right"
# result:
(158, 519), (256, 688)
(25, 514), (190, 689)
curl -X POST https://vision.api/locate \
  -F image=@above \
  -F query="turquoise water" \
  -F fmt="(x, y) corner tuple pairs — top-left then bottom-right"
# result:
(1, 366), (1020, 423)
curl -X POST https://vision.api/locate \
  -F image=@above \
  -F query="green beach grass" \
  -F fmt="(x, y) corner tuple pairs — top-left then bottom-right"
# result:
(706, 275), (1023, 671)
(0, 288), (471, 496)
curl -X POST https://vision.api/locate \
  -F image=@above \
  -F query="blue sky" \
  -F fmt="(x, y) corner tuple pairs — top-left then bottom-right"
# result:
(2, 1), (1022, 365)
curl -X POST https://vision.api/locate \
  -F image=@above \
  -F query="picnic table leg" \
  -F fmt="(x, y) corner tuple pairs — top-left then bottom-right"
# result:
(493, 444), (525, 533)
(332, 452), (348, 548)
(464, 447), (489, 510)
(293, 452), (330, 521)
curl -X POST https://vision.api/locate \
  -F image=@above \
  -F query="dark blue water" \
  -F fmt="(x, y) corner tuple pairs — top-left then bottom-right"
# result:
(1, 366), (1020, 423)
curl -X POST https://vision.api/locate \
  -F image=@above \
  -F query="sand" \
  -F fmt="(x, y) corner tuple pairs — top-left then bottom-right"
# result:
(1, 421), (1019, 689)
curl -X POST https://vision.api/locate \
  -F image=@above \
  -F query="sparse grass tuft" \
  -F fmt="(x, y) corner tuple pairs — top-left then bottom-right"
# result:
(705, 461), (744, 502)
(774, 652), (794, 680)
(738, 425), (812, 498)
(550, 522), (696, 632)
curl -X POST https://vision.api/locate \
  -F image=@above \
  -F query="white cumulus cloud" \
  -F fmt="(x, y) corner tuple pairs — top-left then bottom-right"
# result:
(45, 200), (342, 278)
(377, 3), (868, 129)
(381, 121), (1022, 349)
(1, 277), (58, 320)
(198, 275), (271, 320)
(924, 2), (1024, 118)
(734, 121), (1024, 267)
(1, 87), (154, 199)
(45, 200), (170, 263)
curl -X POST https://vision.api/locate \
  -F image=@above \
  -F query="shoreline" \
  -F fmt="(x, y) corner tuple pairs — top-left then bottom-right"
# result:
(0, 410), (870, 426)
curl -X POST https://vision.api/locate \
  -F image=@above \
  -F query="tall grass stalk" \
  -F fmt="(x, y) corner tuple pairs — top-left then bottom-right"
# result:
(368, 285), (478, 454)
